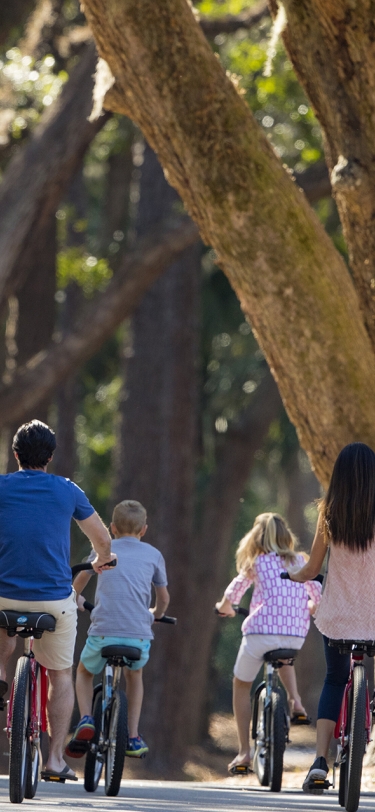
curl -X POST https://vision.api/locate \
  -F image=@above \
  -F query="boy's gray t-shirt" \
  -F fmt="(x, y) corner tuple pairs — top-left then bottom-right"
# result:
(87, 536), (167, 639)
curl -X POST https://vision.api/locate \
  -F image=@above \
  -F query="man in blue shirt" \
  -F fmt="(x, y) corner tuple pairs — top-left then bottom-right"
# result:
(0, 420), (115, 781)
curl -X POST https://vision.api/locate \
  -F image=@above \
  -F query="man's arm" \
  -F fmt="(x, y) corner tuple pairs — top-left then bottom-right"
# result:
(75, 512), (115, 572)
(150, 585), (170, 619)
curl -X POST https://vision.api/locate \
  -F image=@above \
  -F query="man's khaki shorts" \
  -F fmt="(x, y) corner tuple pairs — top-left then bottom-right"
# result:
(0, 590), (77, 671)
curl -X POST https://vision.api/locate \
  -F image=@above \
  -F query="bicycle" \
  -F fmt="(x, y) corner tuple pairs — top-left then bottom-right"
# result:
(0, 560), (114, 804)
(315, 638), (374, 812)
(215, 604), (298, 791)
(78, 607), (177, 797)
(281, 571), (375, 812)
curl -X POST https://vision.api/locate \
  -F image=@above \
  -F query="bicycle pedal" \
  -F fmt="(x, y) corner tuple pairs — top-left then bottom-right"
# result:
(42, 775), (66, 783)
(308, 778), (331, 793)
(229, 764), (252, 776)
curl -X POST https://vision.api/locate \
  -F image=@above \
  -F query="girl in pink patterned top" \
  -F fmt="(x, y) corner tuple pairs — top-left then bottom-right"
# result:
(216, 512), (321, 772)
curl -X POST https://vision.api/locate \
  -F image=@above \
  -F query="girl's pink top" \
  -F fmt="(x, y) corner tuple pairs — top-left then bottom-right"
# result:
(225, 552), (321, 638)
(314, 542), (375, 640)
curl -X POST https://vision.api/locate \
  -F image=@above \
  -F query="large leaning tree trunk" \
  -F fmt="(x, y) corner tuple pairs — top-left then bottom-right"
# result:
(113, 143), (201, 772)
(81, 0), (375, 488)
(274, 1), (375, 349)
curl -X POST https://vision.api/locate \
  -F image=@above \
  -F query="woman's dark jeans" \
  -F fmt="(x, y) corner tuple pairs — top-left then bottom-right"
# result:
(317, 635), (350, 722)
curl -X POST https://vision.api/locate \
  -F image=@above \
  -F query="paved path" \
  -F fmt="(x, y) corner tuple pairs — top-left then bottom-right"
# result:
(0, 778), (374, 812)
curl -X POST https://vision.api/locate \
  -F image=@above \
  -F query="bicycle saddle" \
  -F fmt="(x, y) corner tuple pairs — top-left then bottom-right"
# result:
(263, 648), (298, 662)
(329, 639), (375, 655)
(101, 644), (141, 662)
(0, 610), (56, 638)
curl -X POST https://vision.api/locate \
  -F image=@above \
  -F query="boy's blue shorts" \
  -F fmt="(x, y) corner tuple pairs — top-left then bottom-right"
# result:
(80, 635), (151, 675)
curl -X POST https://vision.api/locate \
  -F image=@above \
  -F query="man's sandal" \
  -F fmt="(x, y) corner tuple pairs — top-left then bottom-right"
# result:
(41, 765), (78, 782)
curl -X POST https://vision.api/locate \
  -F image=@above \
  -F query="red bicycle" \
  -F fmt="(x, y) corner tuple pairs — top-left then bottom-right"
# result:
(0, 562), (106, 804)
(331, 639), (375, 812)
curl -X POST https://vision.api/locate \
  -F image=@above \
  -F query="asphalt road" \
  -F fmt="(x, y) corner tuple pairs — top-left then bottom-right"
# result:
(0, 779), (374, 812)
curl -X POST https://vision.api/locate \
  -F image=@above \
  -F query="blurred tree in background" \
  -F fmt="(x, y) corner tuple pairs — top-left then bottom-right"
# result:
(0, 0), (363, 774)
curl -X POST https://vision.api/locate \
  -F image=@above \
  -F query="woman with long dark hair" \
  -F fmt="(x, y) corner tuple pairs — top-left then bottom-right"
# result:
(289, 442), (375, 792)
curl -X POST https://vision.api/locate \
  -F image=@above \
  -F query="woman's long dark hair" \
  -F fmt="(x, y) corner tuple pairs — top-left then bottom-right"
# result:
(322, 443), (375, 551)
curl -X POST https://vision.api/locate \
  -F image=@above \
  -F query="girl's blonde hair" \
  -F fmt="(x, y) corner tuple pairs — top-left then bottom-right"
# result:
(236, 512), (297, 574)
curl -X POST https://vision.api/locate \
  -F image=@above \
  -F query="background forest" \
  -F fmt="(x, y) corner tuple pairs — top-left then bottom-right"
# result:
(0, 0), (346, 775)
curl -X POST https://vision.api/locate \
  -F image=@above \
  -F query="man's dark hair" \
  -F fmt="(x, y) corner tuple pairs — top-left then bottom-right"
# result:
(12, 420), (56, 469)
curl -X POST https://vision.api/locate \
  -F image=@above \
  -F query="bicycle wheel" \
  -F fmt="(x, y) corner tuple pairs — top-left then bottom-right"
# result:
(25, 663), (41, 800)
(105, 689), (128, 797)
(84, 687), (103, 792)
(253, 687), (269, 786)
(339, 758), (347, 807)
(9, 657), (31, 804)
(269, 689), (285, 792)
(345, 665), (367, 812)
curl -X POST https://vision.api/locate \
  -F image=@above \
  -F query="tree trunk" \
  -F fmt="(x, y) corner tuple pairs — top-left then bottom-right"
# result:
(5, 213), (56, 471)
(185, 371), (283, 744)
(275, 0), (375, 350)
(113, 144), (201, 771)
(80, 0), (375, 488)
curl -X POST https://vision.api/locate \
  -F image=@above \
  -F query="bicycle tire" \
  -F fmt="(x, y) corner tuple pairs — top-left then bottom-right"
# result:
(9, 657), (31, 804)
(269, 689), (285, 792)
(84, 688), (103, 792)
(345, 665), (367, 812)
(253, 687), (269, 786)
(25, 663), (41, 799)
(105, 689), (128, 797)
(339, 758), (347, 807)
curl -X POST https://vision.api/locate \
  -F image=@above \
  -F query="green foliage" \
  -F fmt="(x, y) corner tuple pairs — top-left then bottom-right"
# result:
(0, 48), (67, 146)
(57, 247), (112, 297)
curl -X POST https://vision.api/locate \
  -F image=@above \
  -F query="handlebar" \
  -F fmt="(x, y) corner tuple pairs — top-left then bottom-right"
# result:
(71, 559), (117, 579)
(82, 599), (176, 624)
(280, 571), (323, 584)
(214, 606), (248, 617)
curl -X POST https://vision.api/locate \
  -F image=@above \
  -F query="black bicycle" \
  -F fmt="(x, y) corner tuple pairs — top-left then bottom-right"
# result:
(78, 604), (177, 797)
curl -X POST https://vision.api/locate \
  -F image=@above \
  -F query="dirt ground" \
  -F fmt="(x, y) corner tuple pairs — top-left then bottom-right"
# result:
(127, 713), (375, 790)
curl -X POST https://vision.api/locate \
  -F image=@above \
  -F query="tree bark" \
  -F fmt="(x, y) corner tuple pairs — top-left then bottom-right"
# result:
(81, 0), (375, 488)
(0, 218), (199, 428)
(275, 0), (375, 350)
(113, 144), (201, 771)
(0, 43), (107, 306)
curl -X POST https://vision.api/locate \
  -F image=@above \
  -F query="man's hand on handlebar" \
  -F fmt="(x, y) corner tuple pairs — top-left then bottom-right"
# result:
(215, 597), (236, 617)
(91, 552), (117, 574)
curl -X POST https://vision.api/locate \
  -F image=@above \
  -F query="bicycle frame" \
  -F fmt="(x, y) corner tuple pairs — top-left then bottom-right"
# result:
(6, 638), (48, 740)
(102, 662), (122, 719)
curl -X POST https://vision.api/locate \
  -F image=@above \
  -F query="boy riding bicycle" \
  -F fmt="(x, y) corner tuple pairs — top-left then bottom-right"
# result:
(67, 500), (169, 758)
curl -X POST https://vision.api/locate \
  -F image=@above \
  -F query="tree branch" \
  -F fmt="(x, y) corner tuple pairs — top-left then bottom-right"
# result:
(199, 0), (269, 37)
(0, 219), (199, 427)
(0, 43), (108, 305)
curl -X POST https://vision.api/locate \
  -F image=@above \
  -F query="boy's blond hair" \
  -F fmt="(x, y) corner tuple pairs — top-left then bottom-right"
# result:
(112, 500), (147, 536)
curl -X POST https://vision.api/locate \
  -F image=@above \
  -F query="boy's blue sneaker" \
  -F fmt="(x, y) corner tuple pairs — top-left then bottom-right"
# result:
(65, 715), (96, 759)
(126, 735), (149, 757)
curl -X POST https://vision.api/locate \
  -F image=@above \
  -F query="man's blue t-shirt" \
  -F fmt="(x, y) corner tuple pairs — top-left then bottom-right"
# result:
(0, 470), (94, 601)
